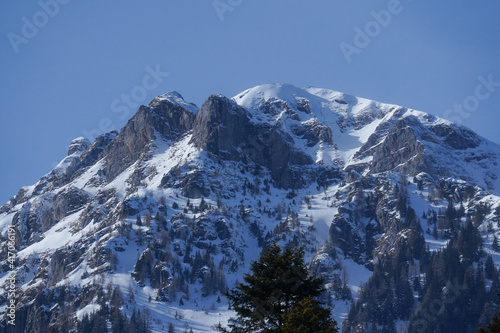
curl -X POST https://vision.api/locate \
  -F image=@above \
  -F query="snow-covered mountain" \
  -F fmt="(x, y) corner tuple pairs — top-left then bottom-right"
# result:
(1, 83), (500, 332)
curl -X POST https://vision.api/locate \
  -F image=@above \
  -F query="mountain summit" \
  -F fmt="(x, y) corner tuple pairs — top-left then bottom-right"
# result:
(1, 84), (500, 332)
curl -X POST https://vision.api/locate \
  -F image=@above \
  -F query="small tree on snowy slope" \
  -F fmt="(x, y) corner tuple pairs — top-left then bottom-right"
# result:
(219, 242), (337, 332)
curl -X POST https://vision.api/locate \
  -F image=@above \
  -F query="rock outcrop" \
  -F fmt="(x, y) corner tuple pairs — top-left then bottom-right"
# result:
(190, 95), (314, 189)
(368, 116), (426, 175)
(102, 93), (196, 181)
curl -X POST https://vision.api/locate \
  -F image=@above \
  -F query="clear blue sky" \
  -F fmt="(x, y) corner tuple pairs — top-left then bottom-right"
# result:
(1, 1), (500, 203)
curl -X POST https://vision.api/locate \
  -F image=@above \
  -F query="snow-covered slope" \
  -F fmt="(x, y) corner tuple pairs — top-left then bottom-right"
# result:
(234, 83), (500, 193)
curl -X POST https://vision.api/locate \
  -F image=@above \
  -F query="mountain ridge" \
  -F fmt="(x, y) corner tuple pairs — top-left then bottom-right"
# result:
(1, 83), (500, 332)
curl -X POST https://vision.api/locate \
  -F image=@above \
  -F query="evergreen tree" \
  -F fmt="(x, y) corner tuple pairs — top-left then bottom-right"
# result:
(486, 256), (496, 280)
(110, 286), (126, 332)
(478, 295), (500, 332)
(198, 197), (208, 211)
(457, 219), (483, 263)
(221, 242), (337, 332)
(395, 277), (414, 319)
(282, 296), (338, 333)
(77, 314), (92, 333)
(493, 235), (500, 252)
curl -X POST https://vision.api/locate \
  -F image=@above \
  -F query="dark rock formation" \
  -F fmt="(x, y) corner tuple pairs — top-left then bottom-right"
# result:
(67, 137), (90, 155)
(148, 93), (197, 139)
(181, 171), (210, 199)
(51, 186), (89, 223)
(12, 186), (90, 246)
(190, 95), (251, 155)
(358, 116), (426, 176)
(191, 95), (314, 189)
(102, 96), (196, 181)
(329, 216), (365, 262)
(430, 123), (481, 150)
(63, 131), (118, 183)
(291, 119), (333, 147)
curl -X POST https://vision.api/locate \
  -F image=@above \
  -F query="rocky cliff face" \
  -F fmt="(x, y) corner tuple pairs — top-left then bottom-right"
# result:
(191, 94), (314, 189)
(359, 116), (427, 176)
(103, 93), (196, 181)
(1, 84), (500, 332)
